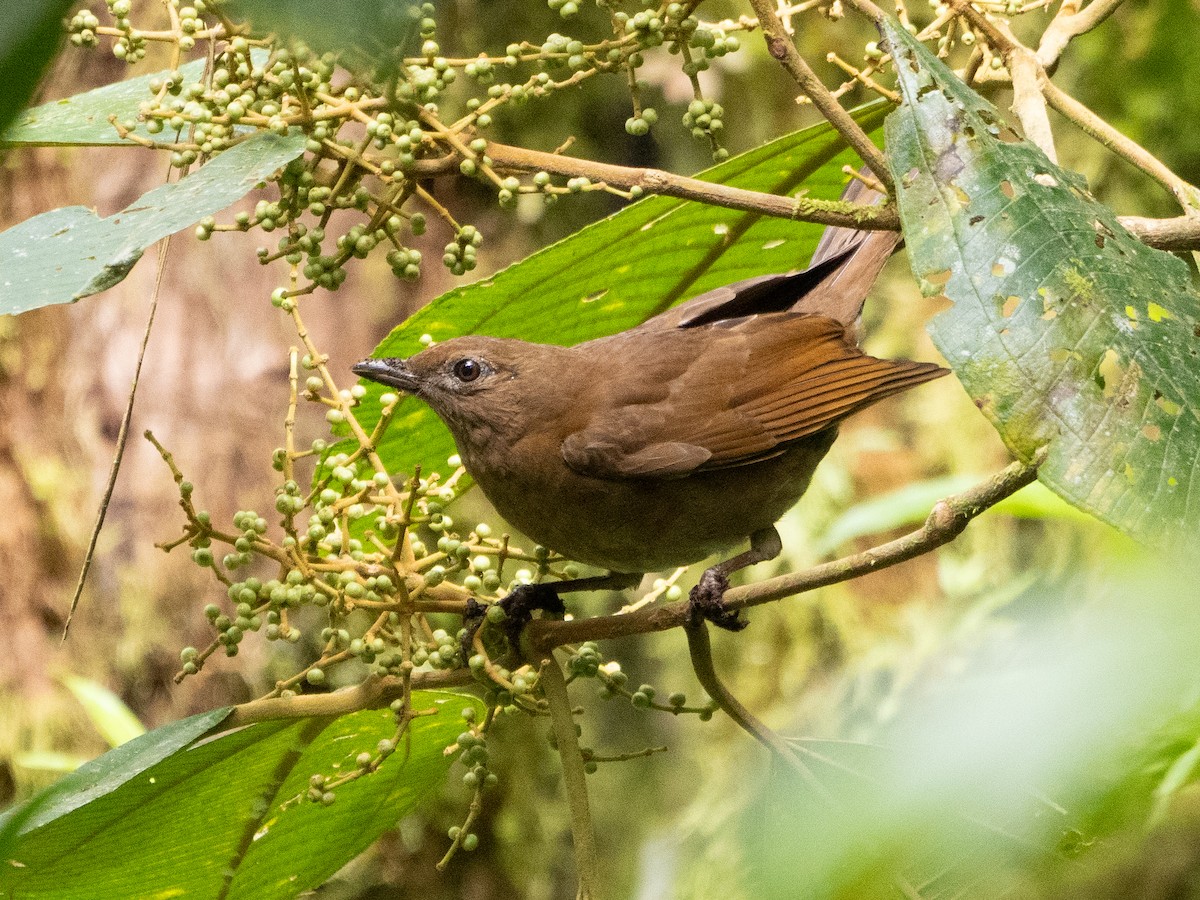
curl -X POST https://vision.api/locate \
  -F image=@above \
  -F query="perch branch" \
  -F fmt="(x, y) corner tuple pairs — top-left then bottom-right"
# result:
(529, 459), (1040, 651)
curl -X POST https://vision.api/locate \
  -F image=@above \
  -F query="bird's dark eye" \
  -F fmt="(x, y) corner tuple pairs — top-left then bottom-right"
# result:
(452, 358), (482, 382)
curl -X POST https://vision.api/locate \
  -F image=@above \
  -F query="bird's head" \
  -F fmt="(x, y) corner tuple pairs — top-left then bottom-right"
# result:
(353, 336), (572, 439)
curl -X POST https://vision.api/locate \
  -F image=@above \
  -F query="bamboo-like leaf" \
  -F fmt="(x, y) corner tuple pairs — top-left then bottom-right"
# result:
(0, 131), (305, 315)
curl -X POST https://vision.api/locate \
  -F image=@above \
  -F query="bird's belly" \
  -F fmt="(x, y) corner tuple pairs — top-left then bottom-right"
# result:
(463, 432), (836, 573)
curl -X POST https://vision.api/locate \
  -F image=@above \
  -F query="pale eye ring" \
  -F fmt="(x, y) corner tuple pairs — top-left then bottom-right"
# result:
(452, 358), (482, 382)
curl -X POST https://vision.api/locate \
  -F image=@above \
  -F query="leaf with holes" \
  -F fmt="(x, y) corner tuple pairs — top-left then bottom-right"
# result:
(882, 19), (1200, 553)
(342, 102), (889, 481)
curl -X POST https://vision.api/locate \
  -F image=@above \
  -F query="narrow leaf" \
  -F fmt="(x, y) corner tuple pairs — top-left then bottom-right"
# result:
(3, 50), (269, 146)
(0, 130), (306, 316)
(61, 675), (145, 748)
(882, 20), (1200, 553)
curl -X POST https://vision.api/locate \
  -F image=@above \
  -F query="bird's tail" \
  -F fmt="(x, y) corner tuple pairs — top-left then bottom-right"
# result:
(792, 169), (900, 327)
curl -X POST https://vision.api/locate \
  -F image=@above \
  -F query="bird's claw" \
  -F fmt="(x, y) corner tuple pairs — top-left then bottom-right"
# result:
(499, 583), (565, 647)
(462, 583), (566, 659)
(688, 569), (747, 631)
(460, 597), (488, 660)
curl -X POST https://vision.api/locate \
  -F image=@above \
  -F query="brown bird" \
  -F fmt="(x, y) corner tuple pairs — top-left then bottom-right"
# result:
(354, 179), (947, 631)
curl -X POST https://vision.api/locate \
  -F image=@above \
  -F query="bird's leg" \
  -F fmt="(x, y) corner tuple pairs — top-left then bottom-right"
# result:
(688, 526), (782, 631)
(460, 571), (643, 658)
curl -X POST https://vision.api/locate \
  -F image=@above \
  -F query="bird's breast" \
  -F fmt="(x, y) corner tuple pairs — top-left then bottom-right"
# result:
(457, 428), (837, 574)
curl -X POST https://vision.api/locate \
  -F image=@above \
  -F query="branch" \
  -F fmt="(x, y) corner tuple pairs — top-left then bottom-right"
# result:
(747, 0), (894, 192)
(685, 619), (833, 800)
(950, 0), (1200, 212)
(1036, 0), (1126, 69)
(529, 459), (1040, 651)
(413, 139), (1200, 249)
(1008, 50), (1058, 162)
(1117, 214), (1200, 251)
(223, 669), (473, 728)
(415, 141), (902, 231)
(540, 652), (602, 900)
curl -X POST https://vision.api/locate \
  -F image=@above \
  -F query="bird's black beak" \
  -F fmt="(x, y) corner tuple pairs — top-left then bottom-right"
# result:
(352, 357), (420, 393)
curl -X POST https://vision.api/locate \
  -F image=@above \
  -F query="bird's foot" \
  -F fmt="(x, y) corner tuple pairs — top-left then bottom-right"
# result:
(462, 583), (565, 655)
(460, 597), (489, 660)
(688, 568), (747, 631)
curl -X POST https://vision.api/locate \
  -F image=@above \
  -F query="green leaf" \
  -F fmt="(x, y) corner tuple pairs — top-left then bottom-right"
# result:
(346, 102), (889, 479)
(1, 692), (479, 899)
(882, 20), (1200, 554)
(3, 50), (269, 146)
(61, 674), (145, 748)
(0, 0), (75, 141)
(0, 130), (305, 316)
(0, 707), (232, 836)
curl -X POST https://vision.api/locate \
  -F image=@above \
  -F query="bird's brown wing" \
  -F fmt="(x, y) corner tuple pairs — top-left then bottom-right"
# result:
(562, 315), (947, 481)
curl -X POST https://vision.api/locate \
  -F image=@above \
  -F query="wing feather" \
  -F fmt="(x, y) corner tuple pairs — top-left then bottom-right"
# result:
(563, 313), (947, 481)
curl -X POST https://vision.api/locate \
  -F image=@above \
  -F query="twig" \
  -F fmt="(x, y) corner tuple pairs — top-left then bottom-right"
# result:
(418, 141), (901, 231)
(838, 0), (889, 27)
(529, 459), (1040, 651)
(540, 652), (602, 900)
(685, 619), (833, 801)
(949, 0), (1200, 211)
(64, 214), (174, 638)
(222, 669), (473, 728)
(747, 0), (893, 192)
(1036, 0), (1126, 68)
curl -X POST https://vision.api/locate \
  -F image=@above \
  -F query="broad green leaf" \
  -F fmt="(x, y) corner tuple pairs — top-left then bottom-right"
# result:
(61, 674), (145, 748)
(0, 707), (232, 836)
(0, 130), (305, 316)
(1, 692), (479, 899)
(0, 0), (74, 141)
(3, 50), (269, 146)
(883, 20), (1200, 555)
(348, 102), (889, 479)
